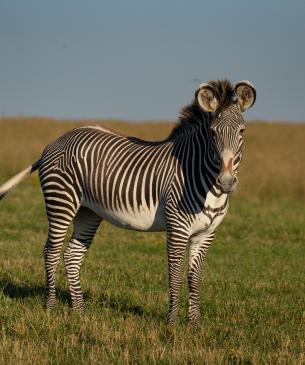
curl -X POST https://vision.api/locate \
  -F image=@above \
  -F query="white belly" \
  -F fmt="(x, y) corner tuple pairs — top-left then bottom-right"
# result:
(82, 200), (166, 232)
(82, 190), (228, 235)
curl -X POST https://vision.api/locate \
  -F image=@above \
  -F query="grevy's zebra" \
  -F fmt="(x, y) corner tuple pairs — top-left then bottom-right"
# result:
(0, 79), (256, 323)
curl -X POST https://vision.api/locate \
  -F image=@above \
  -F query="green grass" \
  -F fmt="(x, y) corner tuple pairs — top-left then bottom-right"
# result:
(0, 180), (304, 364)
(0, 119), (305, 364)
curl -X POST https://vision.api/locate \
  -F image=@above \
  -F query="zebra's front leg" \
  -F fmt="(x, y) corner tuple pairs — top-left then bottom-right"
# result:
(188, 231), (215, 324)
(166, 228), (189, 324)
(64, 207), (102, 311)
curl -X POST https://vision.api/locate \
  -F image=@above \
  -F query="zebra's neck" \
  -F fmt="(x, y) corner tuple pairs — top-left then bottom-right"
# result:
(171, 117), (222, 210)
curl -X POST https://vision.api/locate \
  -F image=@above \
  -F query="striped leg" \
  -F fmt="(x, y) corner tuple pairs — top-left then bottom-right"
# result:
(42, 175), (81, 309)
(44, 219), (74, 309)
(64, 207), (102, 311)
(166, 225), (189, 324)
(188, 231), (215, 324)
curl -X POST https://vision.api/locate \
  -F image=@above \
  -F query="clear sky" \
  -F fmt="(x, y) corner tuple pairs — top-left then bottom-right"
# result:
(1, 0), (305, 122)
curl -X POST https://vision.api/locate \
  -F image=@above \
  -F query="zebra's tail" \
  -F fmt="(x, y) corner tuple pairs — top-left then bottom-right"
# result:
(0, 159), (41, 201)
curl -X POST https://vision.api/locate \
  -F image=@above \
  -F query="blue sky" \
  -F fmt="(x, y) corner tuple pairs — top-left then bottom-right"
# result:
(0, 0), (305, 122)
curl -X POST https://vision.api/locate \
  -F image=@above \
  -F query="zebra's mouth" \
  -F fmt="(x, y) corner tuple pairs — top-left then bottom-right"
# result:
(216, 174), (238, 194)
(218, 181), (238, 193)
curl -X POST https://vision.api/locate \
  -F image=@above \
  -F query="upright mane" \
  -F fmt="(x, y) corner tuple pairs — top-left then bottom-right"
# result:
(169, 79), (235, 140)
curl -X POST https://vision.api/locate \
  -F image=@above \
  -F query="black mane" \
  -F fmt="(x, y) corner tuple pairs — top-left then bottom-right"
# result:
(169, 79), (235, 140)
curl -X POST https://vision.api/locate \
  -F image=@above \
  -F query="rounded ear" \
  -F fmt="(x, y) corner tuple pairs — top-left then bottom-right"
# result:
(195, 83), (218, 113)
(235, 80), (256, 111)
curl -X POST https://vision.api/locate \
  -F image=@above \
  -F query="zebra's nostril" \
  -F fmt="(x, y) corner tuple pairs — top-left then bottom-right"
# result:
(217, 175), (237, 187)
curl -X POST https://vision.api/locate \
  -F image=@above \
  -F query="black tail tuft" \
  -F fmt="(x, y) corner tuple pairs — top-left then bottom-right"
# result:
(31, 159), (41, 173)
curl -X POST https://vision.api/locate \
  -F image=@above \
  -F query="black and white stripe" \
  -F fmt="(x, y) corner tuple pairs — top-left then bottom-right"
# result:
(0, 79), (256, 323)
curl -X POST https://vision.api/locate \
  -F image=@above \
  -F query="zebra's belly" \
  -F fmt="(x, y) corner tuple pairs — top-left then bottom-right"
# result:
(82, 201), (166, 232)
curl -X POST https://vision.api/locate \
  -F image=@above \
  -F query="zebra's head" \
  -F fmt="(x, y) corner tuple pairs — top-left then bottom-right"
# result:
(196, 80), (256, 193)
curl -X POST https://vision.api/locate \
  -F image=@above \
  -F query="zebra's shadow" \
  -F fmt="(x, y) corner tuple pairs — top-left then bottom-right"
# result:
(98, 292), (161, 319)
(0, 274), (70, 304)
(0, 275), (162, 319)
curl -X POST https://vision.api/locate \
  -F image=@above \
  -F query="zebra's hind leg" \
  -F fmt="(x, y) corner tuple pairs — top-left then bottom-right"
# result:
(64, 207), (102, 311)
(44, 218), (75, 309)
(43, 180), (81, 309)
(188, 231), (215, 324)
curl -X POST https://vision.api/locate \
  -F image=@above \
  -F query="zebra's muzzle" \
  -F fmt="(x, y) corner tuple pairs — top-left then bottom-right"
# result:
(216, 174), (238, 193)
(217, 154), (238, 193)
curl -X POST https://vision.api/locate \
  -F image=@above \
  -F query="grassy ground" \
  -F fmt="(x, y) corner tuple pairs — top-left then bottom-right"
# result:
(0, 118), (304, 364)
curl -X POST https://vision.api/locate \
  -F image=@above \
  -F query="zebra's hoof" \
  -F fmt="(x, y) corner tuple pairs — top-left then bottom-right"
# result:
(188, 313), (202, 325)
(45, 303), (56, 310)
(166, 315), (179, 325)
(188, 318), (202, 326)
(72, 304), (85, 313)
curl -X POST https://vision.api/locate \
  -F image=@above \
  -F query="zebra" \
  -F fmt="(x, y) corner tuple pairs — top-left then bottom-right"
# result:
(0, 79), (256, 324)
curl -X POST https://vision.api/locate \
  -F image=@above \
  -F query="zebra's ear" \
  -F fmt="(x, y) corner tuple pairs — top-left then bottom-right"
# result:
(195, 83), (218, 113)
(235, 80), (256, 112)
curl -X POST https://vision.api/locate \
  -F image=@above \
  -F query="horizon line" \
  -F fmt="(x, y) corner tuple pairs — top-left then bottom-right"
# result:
(0, 114), (305, 125)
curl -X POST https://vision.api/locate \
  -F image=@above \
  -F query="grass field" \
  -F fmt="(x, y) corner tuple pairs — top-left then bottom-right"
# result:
(0, 117), (304, 364)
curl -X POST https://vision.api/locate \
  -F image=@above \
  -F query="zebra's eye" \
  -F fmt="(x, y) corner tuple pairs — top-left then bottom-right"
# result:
(239, 128), (245, 135)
